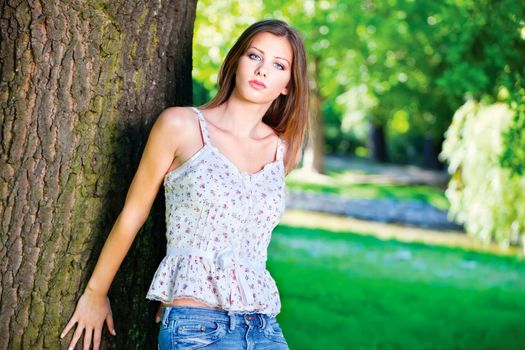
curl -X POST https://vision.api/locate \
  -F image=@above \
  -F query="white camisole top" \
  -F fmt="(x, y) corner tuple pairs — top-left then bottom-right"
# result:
(145, 107), (286, 316)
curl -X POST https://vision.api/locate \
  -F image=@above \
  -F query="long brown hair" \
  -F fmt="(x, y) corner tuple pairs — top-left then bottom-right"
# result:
(202, 19), (309, 175)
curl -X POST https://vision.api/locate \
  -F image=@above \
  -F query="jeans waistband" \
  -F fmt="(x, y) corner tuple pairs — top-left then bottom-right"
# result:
(160, 305), (273, 331)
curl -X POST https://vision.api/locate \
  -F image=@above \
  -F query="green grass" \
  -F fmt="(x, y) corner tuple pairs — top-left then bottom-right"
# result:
(268, 225), (525, 350)
(286, 169), (449, 211)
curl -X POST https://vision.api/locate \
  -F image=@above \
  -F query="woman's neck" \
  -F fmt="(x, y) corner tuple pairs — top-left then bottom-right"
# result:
(208, 96), (272, 138)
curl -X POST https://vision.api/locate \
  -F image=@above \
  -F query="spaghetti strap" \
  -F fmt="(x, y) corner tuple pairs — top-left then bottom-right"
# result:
(191, 107), (211, 145)
(276, 137), (285, 161)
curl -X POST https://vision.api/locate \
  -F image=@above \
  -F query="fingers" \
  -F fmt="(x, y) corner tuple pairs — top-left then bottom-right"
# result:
(68, 322), (85, 350)
(61, 322), (104, 350)
(60, 315), (78, 339)
(105, 311), (116, 336)
(155, 305), (163, 323)
(83, 327), (93, 350)
(93, 328), (102, 350)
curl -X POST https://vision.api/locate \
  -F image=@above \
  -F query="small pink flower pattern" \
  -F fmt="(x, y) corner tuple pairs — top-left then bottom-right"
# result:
(145, 108), (286, 317)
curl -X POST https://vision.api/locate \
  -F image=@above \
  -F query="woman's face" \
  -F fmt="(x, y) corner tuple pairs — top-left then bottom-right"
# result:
(234, 31), (293, 105)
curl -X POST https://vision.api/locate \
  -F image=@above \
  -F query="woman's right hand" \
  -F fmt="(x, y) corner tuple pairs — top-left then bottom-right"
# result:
(58, 108), (191, 348)
(60, 288), (116, 350)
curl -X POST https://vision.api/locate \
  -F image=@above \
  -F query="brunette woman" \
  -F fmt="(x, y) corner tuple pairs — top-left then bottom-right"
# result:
(61, 19), (308, 350)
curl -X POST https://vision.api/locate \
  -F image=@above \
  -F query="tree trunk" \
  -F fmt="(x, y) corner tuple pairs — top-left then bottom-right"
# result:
(302, 55), (325, 173)
(0, 1), (196, 349)
(422, 134), (445, 170)
(368, 121), (388, 163)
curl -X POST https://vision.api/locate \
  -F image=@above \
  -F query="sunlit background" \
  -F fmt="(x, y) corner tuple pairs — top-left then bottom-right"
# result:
(192, 1), (525, 349)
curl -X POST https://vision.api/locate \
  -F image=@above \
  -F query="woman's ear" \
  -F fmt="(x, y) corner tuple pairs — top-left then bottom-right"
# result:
(282, 87), (288, 95)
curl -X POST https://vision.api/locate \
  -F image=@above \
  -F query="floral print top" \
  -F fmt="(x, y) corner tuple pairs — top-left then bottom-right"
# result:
(146, 107), (286, 317)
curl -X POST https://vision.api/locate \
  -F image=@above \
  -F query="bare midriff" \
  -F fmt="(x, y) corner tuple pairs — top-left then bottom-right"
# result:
(161, 297), (224, 310)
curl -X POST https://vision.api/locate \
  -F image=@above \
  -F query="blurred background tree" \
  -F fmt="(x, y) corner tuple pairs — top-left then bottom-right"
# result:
(192, 0), (525, 247)
(194, 0), (523, 169)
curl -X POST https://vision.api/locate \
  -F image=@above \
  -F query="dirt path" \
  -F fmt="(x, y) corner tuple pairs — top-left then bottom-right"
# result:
(324, 155), (450, 187)
(280, 209), (521, 257)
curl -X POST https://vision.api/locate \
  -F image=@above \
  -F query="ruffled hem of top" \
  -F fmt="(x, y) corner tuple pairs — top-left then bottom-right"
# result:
(145, 255), (281, 317)
(145, 293), (278, 318)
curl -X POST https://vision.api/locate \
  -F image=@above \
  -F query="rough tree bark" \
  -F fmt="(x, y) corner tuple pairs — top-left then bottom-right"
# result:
(0, 0), (196, 349)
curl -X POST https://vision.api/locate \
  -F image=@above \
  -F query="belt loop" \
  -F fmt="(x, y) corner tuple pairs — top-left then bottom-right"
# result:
(258, 314), (265, 329)
(228, 310), (236, 331)
(161, 306), (172, 328)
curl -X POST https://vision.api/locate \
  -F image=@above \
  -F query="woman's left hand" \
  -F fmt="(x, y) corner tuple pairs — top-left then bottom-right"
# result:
(155, 305), (163, 323)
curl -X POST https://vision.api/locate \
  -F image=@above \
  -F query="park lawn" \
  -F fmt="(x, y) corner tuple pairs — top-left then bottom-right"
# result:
(268, 225), (525, 350)
(286, 169), (449, 211)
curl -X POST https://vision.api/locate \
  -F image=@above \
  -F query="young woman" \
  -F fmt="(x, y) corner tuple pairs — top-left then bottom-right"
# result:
(61, 19), (308, 350)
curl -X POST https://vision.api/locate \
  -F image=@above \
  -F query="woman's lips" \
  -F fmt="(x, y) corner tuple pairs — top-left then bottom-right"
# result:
(249, 80), (267, 89)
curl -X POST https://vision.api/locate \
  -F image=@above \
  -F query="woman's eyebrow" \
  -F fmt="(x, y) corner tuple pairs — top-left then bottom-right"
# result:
(248, 46), (291, 65)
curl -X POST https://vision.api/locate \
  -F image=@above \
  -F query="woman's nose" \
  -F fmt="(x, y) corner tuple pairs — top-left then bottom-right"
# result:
(255, 64), (267, 77)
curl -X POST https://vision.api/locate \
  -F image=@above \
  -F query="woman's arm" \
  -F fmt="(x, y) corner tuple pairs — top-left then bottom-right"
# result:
(60, 107), (189, 350)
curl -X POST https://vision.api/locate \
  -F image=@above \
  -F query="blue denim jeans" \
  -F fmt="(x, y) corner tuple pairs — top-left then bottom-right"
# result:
(158, 306), (289, 350)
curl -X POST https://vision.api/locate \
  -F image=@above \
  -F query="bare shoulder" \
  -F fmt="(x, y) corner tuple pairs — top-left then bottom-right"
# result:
(155, 106), (198, 133)
(149, 106), (201, 155)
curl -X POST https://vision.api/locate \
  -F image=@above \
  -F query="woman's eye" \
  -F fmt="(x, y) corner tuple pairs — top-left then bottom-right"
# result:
(274, 63), (285, 70)
(248, 53), (261, 61)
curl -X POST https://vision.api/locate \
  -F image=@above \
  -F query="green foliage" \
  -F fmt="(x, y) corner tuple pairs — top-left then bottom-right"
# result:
(433, 0), (525, 177)
(501, 102), (525, 177)
(192, 0), (525, 166)
(192, 79), (211, 106)
(322, 99), (363, 154)
(193, 1), (263, 95)
(501, 60), (525, 178)
(440, 101), (525, 248)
